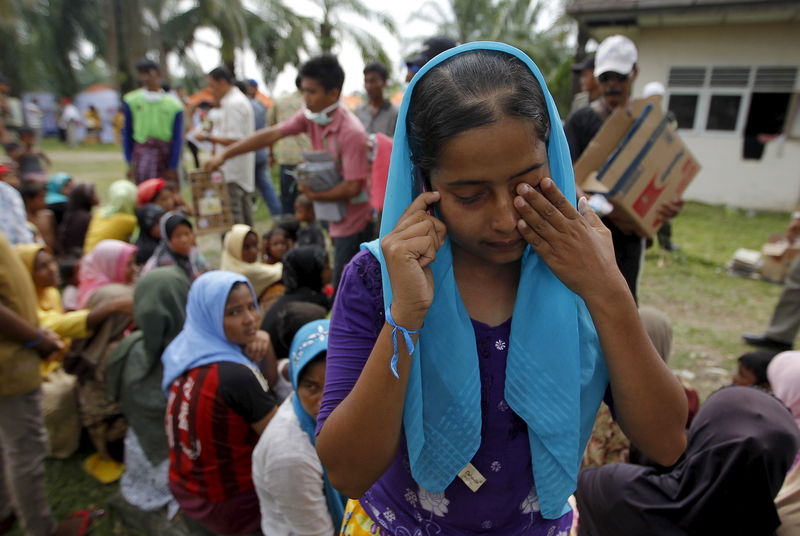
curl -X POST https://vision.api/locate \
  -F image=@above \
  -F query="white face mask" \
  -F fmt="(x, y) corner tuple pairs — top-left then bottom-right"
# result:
(303, 101), (339, 126)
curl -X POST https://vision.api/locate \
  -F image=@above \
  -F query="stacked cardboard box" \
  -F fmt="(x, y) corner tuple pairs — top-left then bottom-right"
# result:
(573, 98), (701, 238)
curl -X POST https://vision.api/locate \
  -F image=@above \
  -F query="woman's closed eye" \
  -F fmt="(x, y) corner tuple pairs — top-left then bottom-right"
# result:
(452, 190), (486, 205)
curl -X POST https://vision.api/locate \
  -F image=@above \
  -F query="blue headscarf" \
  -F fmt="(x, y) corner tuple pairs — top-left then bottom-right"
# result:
(289, 320), (346, 529)
(46, 172), (72, 205)
(362, 42), (609, 519)
(161, 270), (261, 392)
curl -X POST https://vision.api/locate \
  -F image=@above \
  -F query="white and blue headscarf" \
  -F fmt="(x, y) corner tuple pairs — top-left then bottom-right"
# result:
(161, 270), (261, 392)
(363, 41), (609, 519)
(289, 320), (346, 529)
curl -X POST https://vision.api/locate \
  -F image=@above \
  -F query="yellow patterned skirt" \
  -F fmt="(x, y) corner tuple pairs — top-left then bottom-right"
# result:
(340, 499), (385, 535)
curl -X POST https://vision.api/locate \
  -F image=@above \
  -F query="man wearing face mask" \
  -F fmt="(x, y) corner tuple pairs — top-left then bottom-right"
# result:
(206, 55), (370, 290)
(564, 35), (682, 300)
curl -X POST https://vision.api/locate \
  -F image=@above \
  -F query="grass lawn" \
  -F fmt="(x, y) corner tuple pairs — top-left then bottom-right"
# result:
(8, 143), (790, 535)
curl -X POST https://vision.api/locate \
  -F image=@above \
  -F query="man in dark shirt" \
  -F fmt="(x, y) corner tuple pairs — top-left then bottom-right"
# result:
(564, 35), (681, 300)
(354, 62), (398, 138)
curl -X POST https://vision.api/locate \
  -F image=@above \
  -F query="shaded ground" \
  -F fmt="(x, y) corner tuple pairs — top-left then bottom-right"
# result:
(7, 142), (790, 534)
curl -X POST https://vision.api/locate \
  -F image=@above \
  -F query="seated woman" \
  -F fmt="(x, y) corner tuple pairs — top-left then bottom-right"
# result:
(83, 179), (138, 254)
(162, 271), (279, 535)
(16, 244), (132, 459)
(768, 351), (800, 535)
(134, 203), (165, 266)
(16, 244), (133, 343)
(136, 177), (174, 212)
(252, 319), (346, 536)
(583, 306), (700, 469)
(59, 182), (98, 257)
(45, 172), (73, 227)
(261, 245), (331, 359)
(221, 223), (283, 306)
(77, 239), (137, 309)
(106, 267), (190, 521)
(577, 386), (800, 536)
(142, 212), (208, 280)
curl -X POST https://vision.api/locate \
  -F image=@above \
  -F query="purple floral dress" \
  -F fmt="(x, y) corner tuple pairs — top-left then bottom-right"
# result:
(317, 251), (573, 535)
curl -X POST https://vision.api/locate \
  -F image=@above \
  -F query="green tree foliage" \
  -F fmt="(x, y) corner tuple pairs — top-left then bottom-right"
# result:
(312, 0), (398, 68)
(413, 0), (576, 114)
(0, 0), (315, 95)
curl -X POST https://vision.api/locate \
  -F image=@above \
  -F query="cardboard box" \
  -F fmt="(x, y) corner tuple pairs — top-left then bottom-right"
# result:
(188, 170), (232, 235)
(573, 99), (701, 238)
(760, 233), (800, 283)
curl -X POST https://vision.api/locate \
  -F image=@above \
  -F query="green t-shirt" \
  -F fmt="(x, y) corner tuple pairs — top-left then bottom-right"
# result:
(123, 89), (183, 143)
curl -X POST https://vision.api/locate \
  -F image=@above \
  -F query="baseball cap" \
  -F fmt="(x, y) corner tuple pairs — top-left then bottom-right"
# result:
(594, 35), (638, 77)
(571, 55), (595, 72)
(405, 36), (458, 70)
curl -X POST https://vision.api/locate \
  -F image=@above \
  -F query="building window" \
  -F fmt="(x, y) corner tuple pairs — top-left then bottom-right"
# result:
(743, 92), (792, 159)
(706, 95), (742, 131)
(667, 65), (798, 141)
(668, 94), (699, 129)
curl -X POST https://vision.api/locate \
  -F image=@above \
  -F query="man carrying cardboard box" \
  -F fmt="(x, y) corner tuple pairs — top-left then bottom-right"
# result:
(564, 35), (683, 300)
(743, 212), (800, 352)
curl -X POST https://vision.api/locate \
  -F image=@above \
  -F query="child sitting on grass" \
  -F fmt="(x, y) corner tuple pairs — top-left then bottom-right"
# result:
(295, 193), (326, 249)
(732, 349), (778, 389)
(262, 227), (291, 265)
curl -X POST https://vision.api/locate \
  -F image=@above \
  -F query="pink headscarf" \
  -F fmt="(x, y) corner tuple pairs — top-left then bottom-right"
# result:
(768, 351), (800, 430)
(77, 239), (137, 308)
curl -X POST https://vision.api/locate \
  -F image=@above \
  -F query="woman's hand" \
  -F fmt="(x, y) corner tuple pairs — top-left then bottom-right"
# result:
(244, 330), (272, 364)
(513, 178), (625, 301)
(380, 191), (446, 329)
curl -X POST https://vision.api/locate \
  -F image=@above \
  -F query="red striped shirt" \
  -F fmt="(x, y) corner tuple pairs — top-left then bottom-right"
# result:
(166, 362), (274, 502)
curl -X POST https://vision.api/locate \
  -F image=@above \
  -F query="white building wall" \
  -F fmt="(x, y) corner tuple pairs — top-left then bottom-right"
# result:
(625, 23), (800, 211)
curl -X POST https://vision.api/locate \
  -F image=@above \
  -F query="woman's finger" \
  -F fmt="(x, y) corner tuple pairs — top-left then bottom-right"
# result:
(402, 235), (440, 268)
(516, 218), (551, 255)
(514, 191), (559, 245)
(515, 179), (578, 233)
(540, 177), (581, 220)
(578, 197), (604, 229)
(398, 191), (440, 222)
(395, 219), (444, 252)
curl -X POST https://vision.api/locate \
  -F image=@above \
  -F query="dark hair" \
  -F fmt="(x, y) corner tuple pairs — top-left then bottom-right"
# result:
(263, 226), (290, 242)
(275, 302), (327, 358)
(234, 80), (248, 94)
(20, 179), (44, 200)
(3, 141), (20, 153)
(294, 75), (303, 90)
(58, 256), (80, 287)
(738, 350), (778, 386)
(299, 54), (345, 93)
(227, 281), (251, 301)
(364, 62), (389, 81)
(208, 66), (234, 84)
(407, 50), (550, 177)
(164, 213), (192, 241)
(18, 126), (35, 137)
(282, 245), (328, 292)
(161, 81), (171, 92)
(136, 58), (160, 73)
(274, 214), (299, 243)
